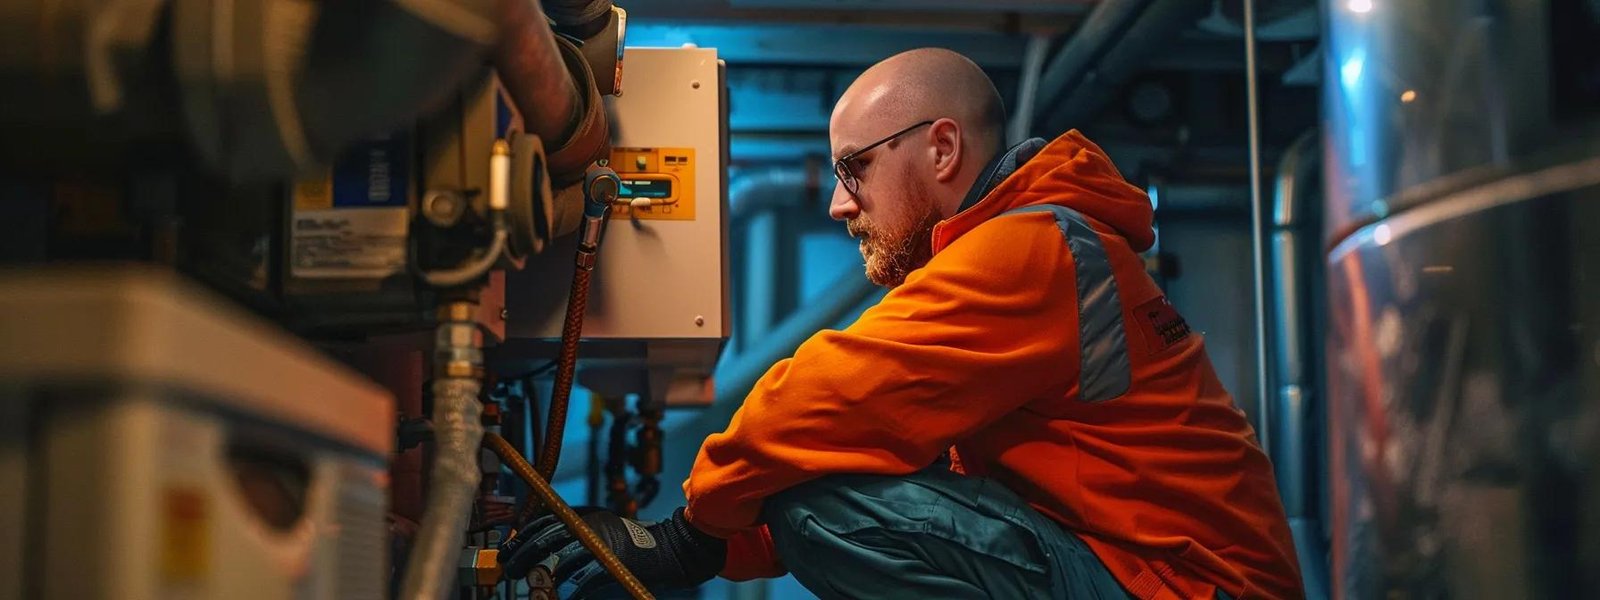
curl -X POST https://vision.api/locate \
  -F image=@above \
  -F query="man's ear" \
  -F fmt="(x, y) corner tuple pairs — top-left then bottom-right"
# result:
(928, 118), (963, 183)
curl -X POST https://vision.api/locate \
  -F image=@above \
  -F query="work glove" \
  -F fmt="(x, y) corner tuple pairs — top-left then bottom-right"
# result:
(498, 506), (727, 599)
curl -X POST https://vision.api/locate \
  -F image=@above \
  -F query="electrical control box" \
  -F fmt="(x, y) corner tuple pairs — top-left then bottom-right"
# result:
(0, 267), (394, 600)
(611, 146), (698, 220)
(500, 47), (730, 407)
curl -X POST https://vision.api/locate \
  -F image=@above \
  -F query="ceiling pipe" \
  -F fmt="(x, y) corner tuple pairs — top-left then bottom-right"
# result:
(1009, 34), (1055, 144)
(1269, 128), (1331, 600)
(727, 168), (820, 219)
(1034, 0), (1211, 134)
(1033, 0), (1156, 127)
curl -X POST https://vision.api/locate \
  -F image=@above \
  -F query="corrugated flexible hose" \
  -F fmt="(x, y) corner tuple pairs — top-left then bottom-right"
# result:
(400, 376), (486, 599)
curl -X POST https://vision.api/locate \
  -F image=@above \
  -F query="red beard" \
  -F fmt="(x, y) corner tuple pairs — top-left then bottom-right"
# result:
(847, 172), (940, 288)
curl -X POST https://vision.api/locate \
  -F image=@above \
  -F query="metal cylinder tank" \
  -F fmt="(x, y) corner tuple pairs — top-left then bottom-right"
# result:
(1323, 0), (1600, 596)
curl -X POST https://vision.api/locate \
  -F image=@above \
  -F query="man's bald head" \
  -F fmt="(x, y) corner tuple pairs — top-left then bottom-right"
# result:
(833, 48), (1007, 161)
(827, 48), (1009, 288)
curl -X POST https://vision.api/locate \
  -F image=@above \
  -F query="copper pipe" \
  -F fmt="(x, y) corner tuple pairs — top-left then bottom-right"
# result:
(483, 432), (654, 600)
(494, 0), (583, 145)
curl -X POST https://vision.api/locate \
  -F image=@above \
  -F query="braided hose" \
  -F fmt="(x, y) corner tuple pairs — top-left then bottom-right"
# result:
(520, 165), (618, 525)
(484, 432), (654, 600)
(536, 263), (592, 480)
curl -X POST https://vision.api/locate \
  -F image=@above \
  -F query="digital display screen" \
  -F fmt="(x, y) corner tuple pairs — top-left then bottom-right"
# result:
(620, 178), (673, 199)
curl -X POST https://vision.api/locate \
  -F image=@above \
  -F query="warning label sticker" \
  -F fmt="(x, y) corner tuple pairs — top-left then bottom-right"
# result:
(290, 208), (408, 279)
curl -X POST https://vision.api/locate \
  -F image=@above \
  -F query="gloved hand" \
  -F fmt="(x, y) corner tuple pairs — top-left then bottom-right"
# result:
(498, 506), (726, 598)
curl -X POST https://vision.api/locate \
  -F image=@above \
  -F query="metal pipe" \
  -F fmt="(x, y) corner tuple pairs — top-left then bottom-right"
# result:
(494, 0), (617, 186)
(1244, 0), (1271, 457)
(727, 168), (818, 218)
(495, 0), (583, 146)
(1045, 0), (1211, 133)
(743, 211), (779, 345)
(1008, 34), (1053, 145)
(1035, 0), (1155, 118)
(1270, 129), (1331, 600)
(1269, 129), (1317, 517)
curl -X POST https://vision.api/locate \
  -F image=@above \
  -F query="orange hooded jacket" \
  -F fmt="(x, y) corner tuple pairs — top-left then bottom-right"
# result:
(684, 131), (1303, 599)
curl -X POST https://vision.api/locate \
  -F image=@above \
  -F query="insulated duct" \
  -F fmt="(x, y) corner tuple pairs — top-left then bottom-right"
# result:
(400, 379), (485, 599)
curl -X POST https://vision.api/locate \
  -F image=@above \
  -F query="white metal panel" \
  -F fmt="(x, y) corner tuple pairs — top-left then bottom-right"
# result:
(506, 47), (729, 345)
(0, 266), (395, 455)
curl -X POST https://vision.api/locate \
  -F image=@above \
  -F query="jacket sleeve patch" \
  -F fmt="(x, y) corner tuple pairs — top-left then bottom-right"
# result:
(1134, 296), (1191, 353)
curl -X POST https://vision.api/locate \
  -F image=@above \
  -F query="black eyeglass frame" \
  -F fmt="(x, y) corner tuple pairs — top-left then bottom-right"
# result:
(832, 120), (936, 197)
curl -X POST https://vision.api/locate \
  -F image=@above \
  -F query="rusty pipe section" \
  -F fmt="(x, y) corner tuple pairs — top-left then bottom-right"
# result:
(493, 0), (611, 186)
(495, 0), (581, 144)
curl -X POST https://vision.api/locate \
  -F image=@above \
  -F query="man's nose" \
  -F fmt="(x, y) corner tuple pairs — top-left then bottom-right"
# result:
(829, 182), (859, 221)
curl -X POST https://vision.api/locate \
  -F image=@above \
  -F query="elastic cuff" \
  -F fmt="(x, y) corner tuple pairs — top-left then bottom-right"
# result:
(719, 525), (786, 581)
(667, 507), (728, 583)
(682, 505), (738, 539)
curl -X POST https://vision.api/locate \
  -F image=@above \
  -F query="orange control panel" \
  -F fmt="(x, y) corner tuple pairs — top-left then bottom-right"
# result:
(608, 147), (696, 221)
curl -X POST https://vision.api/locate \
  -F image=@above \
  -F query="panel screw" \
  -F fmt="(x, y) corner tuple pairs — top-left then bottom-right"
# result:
(691, 80), (701, 89)
(500, 308), (508, 321)
(694, 316), (705, 327)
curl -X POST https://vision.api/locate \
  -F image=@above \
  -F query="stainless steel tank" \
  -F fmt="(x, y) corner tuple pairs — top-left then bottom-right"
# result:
(1323, 0), (1600, 596)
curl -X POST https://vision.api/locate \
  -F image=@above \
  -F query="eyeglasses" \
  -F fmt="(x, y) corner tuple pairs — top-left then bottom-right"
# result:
(832, 120), (935, 198)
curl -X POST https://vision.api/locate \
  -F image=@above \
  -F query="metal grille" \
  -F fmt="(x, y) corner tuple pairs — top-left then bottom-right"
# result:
(333, 462), (388, 600)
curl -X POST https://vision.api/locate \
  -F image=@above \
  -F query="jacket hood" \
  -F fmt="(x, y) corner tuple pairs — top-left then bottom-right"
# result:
(932, 130), (1155, 253)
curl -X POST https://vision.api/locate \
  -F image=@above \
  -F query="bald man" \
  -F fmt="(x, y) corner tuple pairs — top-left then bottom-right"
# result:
(502, 49), (1303, 599)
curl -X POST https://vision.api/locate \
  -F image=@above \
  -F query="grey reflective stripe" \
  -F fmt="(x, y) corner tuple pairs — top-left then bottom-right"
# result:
(1004, 205), (1131, 402)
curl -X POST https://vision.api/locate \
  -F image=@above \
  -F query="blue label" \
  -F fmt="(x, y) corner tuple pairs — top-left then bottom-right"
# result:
(332, 135), (410, 208)
(496, 92), (513, 138)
